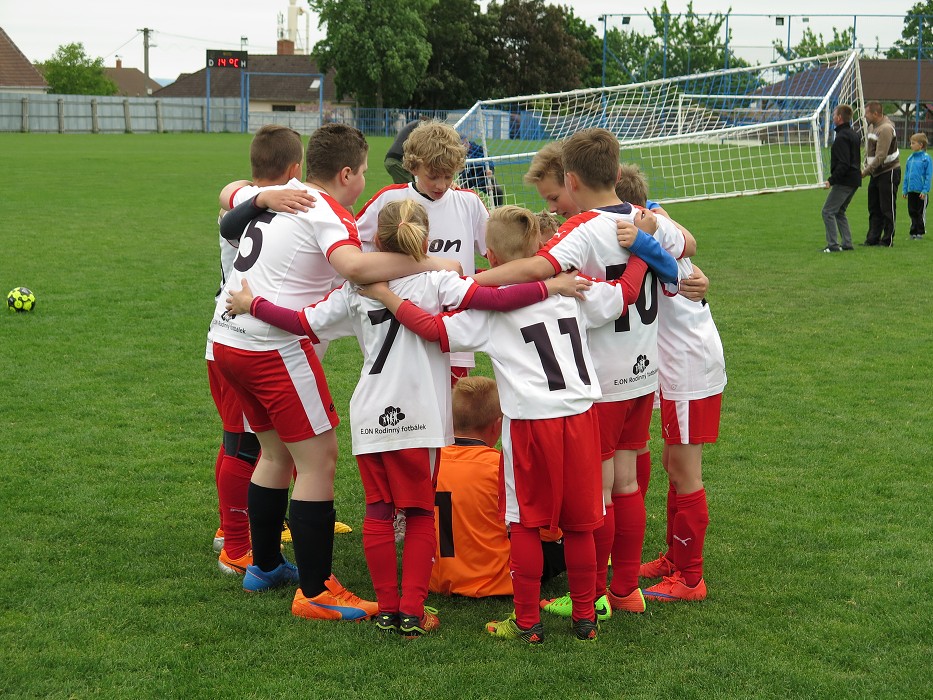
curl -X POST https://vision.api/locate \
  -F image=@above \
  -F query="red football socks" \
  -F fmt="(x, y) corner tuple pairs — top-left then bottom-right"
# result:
(399, 508), (436, 618)
(509, 523), (544, 629)
(594, 503), (615, 595)
(608, 491), (646, 598)
(669, 488), (709, 587)
(217, 455), (256, 558)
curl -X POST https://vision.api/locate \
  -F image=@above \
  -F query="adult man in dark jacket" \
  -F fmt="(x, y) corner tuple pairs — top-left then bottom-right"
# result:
(384, 118), (425, 184)
(821, 104), (861, 252)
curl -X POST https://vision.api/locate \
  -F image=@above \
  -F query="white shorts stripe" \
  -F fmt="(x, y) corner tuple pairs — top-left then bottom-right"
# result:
(277, 342), (333, 435)
(674, 400), (691, 446)
(500, 416), (520, 524)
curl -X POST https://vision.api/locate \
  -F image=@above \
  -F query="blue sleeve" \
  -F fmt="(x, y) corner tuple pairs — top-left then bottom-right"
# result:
(925, 156), (932, 192)
(628, 230), (678, 284)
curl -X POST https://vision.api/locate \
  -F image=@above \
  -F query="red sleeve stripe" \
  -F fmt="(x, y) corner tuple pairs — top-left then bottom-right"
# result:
(228, 185), (245, 211)
(456, 280), (478, 310)
(297, 313), (320, 343)
(535, 250), (563, 275)
(354, 184), (408, 221)
(436, 316), (451, 353)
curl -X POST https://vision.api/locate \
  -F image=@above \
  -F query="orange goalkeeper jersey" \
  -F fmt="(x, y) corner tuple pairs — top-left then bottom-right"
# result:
(430, 439), (513, 597)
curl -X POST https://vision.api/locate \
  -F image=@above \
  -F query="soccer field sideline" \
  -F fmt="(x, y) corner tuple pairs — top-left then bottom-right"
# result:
(1, 133), (931, 699)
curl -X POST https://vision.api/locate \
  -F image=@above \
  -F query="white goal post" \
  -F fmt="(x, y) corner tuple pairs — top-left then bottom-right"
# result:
(452, 50), (864, 208)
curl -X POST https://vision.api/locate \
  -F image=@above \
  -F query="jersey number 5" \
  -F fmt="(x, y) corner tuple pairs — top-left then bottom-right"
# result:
(233, 211), (276, 272)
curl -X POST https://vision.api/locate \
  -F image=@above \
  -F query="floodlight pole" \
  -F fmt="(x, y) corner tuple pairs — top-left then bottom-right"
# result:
(600, 13), (632, 87)
(601, 15), (608, 87)
(916, 14), (926, 135)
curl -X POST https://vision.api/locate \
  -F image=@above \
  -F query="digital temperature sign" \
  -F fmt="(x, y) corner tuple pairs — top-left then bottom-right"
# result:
(206, 50), (247, 69)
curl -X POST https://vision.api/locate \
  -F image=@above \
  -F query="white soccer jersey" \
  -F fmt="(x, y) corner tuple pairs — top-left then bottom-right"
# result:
(440, 282), (627, 419)
(355, 184), (488, 370)
(208, 179), (359, 352)
(205, 218), (243, 362)
(657, 257), (727, 401)
(303, 270), (477, 454)
(538, 204), (685, 402)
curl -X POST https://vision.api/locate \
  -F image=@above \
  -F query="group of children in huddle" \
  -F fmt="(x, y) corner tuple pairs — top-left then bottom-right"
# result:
(205, 118), (726, 643)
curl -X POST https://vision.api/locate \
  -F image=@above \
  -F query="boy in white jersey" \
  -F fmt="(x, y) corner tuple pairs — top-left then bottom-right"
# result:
(227, 200), (578, 634)
(361, 206), (651, 643)
(615, 168), (726, 603)
(207, 125), (313, 576)
(355, 120), (488, 383)
(470, 128), (686, 620)
(210, 123), (456, 621)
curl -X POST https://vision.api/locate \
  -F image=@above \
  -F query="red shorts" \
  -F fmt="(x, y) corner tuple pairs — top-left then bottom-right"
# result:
(207, 359), (251, 433)
(450, 365), (470, 387)
(212, 338), (339, 442)
(500, 409), (603, 532)
(660, 392), (722, 445)
(596, 392), (654, 459)
(355, 447), (439, 511)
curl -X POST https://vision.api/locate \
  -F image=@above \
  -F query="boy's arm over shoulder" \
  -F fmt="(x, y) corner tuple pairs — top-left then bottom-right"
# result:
(471, 255), (555, 286)
(219, 180), (252, 211)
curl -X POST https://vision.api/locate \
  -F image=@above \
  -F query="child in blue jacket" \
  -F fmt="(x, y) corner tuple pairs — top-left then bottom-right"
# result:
(903, 132), (932, 240)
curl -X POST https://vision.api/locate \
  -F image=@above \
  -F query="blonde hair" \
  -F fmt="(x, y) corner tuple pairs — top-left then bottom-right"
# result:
(452, 376), (501, 433)
(486, 206), (541, 263)
(375, 199), (429, 261)
(911, 132), (929, 148)
(562, 128), (620, 190)
(535, 209), (559, 238)
(615, 163), (649, 207)
(524, 141), (564, 185)
(402, 120), (466, 176)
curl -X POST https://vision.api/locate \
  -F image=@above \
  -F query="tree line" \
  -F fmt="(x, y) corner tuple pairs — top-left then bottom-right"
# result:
(36, 0), (933, 102)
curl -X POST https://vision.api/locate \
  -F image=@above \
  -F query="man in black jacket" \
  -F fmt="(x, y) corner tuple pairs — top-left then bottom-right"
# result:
(821, 104), (862, 252)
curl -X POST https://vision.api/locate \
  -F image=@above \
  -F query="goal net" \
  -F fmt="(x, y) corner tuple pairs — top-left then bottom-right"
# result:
(452, 50), (864, 208)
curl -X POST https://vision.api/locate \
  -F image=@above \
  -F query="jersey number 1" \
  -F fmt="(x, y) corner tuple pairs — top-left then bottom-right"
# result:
(521, 318), (591, 391)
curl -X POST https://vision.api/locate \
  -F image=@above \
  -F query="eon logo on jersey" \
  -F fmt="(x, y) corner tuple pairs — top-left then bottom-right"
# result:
(427, 239), (462, 254)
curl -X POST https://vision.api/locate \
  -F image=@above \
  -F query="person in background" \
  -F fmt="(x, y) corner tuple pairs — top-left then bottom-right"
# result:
(821, 104), (861, 253)
(384, 117), (426, 184)
(903, 132), (931, 240)
(861, 101), (900, 247)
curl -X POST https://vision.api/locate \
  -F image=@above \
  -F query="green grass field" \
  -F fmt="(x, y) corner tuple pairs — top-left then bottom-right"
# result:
(1, 133), (931, 699)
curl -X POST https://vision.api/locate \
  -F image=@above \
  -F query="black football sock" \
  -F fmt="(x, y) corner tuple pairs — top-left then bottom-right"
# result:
(247, 483), (289, 572)
(289, 499), (336, 598)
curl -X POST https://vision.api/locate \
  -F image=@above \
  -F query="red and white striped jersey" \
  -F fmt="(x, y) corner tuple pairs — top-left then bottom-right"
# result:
(658, 258), (727, 400)
(537, 204), (685, 402)
(208, 179), (360, 352)
(439, 282), (627, 419)
(355, 183), (488, 369)
(301, 270), (477, 454)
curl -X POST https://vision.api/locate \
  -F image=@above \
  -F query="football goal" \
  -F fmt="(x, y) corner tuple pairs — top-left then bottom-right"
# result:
(453, 50), (864, 208)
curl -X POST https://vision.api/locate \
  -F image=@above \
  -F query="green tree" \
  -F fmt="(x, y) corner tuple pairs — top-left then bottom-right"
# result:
(37, 43), (117, 96)
(773, 26), (856, 63)
(563, 7), (603, 88)
(598, 2), (746, 85)
(485, 0), (589, 97)
(310, 0), (434, 107)
(410, 0), (494, 108)
(887, 1), (933, 58)
(644, 1), (736, 79)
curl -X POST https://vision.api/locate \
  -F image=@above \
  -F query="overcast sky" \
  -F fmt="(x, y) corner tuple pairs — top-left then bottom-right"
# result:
(1, 1), (920, 84)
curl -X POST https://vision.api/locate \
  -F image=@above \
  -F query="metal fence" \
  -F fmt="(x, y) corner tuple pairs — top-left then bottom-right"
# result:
(0, 93), (462, 136)
(0, 93), (243, 133)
